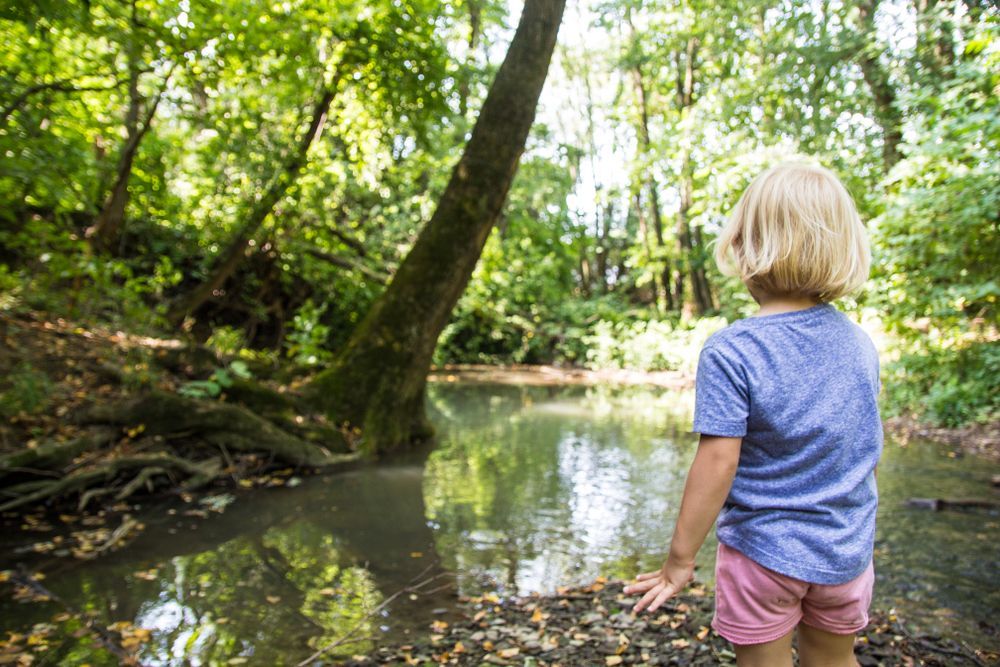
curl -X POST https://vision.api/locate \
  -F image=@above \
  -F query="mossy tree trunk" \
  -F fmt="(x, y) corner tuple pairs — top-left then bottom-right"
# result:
(306, 0), (566, 454)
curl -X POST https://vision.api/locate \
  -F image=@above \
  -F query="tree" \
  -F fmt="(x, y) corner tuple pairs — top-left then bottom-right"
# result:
(306, 0), (567, 454)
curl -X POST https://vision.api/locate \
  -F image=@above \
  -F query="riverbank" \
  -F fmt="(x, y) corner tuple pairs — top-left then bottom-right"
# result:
(336, 578), (996, 666)
(2, 309), (998, 528)
(429, 364), (1000, 462)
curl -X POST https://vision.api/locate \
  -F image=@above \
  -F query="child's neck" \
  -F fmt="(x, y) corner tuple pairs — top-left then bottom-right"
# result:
(751, 291), (822, 317)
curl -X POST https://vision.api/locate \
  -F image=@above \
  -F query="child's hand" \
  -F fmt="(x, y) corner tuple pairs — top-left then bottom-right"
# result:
(623, 555), (694, 613)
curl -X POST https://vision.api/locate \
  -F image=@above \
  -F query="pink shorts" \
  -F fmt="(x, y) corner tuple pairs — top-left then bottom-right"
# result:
(712, 542), (874, 645)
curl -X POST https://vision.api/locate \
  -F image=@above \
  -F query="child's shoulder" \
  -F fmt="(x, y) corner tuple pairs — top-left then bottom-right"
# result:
(699, 320), (753, 358)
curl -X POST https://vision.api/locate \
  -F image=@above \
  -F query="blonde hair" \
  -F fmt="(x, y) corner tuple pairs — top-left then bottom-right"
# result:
(714, 162), (871, 302)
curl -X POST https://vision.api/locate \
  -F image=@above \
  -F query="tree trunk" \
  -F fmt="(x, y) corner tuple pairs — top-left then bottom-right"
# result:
(627, 16), (674, 312)
(166, 85), (337, 326)
(856, 0), (904, 170)
(86, 1), (169, 255)
(457, 0), (483, 118)
(673, 38), (714, 315)
(305, 0), (566, 454)
(914, 0), (955, 78)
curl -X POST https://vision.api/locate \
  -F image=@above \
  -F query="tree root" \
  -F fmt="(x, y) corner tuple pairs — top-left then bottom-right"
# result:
(1, 387), (359, 514)
(0, 453), (221, 512)
(0, 428), (116, 482)
(80, 391), (357, 468)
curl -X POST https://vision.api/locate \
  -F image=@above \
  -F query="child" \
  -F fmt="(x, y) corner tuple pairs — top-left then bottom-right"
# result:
(624, 162), (882, 667)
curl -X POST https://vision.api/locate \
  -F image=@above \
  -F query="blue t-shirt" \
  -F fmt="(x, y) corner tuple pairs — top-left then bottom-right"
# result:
(693, 302), (882, 585)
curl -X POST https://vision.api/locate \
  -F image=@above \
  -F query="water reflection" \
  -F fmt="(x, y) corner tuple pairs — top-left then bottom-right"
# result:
(0, 456), (453, 664)
(424, 384), (708, 599)
(425, 383), (999, 649)
(1, 382), (997, 663)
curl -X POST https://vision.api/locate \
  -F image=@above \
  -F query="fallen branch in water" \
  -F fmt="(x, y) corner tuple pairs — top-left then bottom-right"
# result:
(905, 497), (1000, 511)
(297, 564), (455, 666)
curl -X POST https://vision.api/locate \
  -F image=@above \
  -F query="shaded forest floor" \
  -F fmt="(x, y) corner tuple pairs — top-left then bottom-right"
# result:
(0, 309), (359, 558)
(339, 578), (996, 666)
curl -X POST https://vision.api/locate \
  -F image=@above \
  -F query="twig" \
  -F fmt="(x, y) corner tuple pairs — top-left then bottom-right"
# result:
(297, 565), (452, 666)
(11, 567), (143, 665)
(894, 615), (986, 666)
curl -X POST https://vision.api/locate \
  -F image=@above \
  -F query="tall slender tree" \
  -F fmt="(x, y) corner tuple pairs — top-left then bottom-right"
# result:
(306, 0), (567, 454)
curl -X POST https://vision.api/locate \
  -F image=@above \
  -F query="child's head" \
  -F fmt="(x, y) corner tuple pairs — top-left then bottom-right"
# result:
(715, 162), (870, 302)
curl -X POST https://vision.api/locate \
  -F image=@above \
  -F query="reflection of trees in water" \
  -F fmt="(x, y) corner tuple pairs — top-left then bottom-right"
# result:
(424, 383), (698, 598)
(132, 525), (376, 662)
(3, 457), (451, 664)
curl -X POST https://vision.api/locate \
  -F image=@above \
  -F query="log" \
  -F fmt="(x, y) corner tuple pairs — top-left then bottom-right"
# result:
(905, 497), (1000, 511)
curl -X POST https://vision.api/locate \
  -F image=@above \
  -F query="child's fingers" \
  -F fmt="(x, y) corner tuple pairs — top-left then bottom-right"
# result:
(645, 583), (678, 613)
(634, 570), (661, 581)
(622, 577), (659, 595)
(631, 583), (664, 613)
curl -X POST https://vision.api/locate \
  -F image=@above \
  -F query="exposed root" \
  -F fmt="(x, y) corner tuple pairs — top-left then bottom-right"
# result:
(2, 387), (358, 514)
(0, 452), (221, 512)
(80, 390), (357, 468)
(0, 428), (116, 482)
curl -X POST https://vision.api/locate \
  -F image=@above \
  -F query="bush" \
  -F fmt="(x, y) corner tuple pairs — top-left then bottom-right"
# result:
(883, 341), (1000, 427)
(580, 316), (728, 373)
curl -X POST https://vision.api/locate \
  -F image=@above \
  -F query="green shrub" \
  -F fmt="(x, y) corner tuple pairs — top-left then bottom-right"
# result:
(882, 341), (1000, 427)
(0, 362), (53, 419)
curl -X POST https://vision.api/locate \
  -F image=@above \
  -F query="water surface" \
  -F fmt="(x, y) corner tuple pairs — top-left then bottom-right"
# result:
(1, 382), (997, 664)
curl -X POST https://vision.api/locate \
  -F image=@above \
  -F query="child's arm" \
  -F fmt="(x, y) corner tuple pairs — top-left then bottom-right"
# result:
(624, 434), (742, 613)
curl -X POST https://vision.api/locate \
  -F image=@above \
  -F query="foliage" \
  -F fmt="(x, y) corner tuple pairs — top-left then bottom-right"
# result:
(178, 360), (252, 399)
(872, 25), (999, 425)
(0, 362), (53, 420)
(0, 0), (996, 426)
(582, 316), (728, 373)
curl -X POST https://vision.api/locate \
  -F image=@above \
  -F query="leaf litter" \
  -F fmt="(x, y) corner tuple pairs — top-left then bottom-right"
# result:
(339, 577), (996, 666)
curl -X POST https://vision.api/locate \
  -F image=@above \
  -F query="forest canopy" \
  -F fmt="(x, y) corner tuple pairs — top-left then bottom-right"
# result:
(1, 0), (997, 428)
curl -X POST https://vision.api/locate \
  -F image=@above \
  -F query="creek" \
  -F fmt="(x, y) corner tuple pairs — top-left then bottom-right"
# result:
(1, 382), (997, 664)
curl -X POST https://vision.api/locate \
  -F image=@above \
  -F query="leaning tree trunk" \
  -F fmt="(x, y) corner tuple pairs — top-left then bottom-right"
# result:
(166, 84), (337, 327)
(306, 0), (566, 454)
